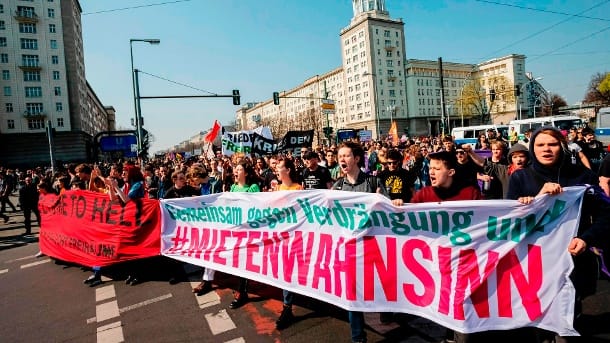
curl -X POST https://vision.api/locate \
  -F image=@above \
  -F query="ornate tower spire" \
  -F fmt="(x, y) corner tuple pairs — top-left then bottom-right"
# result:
(352, 0), (387, 17)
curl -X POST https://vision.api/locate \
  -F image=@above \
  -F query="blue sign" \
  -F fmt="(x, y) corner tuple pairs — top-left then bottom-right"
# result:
(99, 135), (137, 156)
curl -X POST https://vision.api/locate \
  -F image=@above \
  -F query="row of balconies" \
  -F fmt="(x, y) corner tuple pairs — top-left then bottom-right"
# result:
(14, 11), (39, 23)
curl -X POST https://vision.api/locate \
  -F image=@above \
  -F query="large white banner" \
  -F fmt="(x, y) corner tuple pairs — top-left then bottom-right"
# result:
(160, 187), (586, 335)
(221, 126), (272, 156)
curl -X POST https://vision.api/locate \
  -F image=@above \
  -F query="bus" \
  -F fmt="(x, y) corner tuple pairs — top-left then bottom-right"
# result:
(595, 107), (610, 145)
(508, 115), (584, 139)
(451, 124), (509, 148)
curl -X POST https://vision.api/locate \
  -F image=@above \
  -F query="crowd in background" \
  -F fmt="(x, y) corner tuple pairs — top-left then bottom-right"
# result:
(1, 126), (610, 343)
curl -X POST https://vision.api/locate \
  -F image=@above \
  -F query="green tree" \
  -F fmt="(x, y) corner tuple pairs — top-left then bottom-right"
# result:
(584, 72), (610, 105)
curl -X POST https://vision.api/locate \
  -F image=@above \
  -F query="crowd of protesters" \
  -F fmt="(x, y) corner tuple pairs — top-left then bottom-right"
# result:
(2, 125), (610, 343)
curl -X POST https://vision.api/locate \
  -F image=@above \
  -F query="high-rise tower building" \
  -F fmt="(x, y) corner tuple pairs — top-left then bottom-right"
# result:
(0, 0), (113, 166)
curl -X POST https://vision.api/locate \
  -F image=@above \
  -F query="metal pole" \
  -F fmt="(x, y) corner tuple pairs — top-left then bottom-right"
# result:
(46, 120), (55, 173)
(372, 74), (380, 140)
(134, 69), (143, 156)
(130, 41), (137, 139)
(438, 57), (446, 136)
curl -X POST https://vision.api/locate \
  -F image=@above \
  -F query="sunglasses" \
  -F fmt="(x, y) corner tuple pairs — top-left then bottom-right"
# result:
(456, 150), (466, 155)
(386, 161), (399, 165)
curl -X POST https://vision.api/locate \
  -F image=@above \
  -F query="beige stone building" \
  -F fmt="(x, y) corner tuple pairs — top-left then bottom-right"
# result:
(0, 0), (114, 165)
(236, 1), (536, 141)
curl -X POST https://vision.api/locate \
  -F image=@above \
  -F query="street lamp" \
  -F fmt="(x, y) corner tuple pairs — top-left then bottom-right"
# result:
(363, 71), (380, 140)
(386, 105), (396, 123)
(130, 38), (160, 157)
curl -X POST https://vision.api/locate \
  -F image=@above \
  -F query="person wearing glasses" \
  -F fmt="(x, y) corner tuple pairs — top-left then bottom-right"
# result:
(302, 151), (333, 190)
(378, 149), (417, 206)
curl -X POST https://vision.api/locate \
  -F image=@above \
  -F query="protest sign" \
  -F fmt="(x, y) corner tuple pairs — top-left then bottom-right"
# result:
(160, 188), (586, 335)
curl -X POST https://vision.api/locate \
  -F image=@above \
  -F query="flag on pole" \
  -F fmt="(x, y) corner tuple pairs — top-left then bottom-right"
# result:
(203, 120), (221, 143)
(389, 120), (399, 145)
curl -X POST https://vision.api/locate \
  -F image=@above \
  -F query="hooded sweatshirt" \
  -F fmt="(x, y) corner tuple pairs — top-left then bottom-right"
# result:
(484, 143), (529, 199)
(506, 127), (610, 248)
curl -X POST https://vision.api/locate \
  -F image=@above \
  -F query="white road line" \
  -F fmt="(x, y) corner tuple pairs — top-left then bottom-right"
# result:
(4, 255), (34, 263)
(97, 321), (124, 343)
(96, 285), (116, 303)
(20, 259), (50, 269)
(96, 300), (120, 323)
(205, 309), (237, 335)
(0, 269), (8, 274)
(224, 338), (246, 343)
(86, 293), (173, 324)
(190, 281), (220, 309)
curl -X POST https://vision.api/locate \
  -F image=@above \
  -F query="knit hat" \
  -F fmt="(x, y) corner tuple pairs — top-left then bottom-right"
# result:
(508, 143), (529, 160)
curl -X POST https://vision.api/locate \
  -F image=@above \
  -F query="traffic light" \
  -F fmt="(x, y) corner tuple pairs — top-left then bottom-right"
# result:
(323, 126), (333, 136)
(273, 92), (280, 105)
(232, 89), (240, 106)
(489, 89), (496, 102)
(514, 85), (521, 96)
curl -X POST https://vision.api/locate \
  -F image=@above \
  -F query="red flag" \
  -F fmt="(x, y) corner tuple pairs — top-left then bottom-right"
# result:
(203, 120), (221, 143)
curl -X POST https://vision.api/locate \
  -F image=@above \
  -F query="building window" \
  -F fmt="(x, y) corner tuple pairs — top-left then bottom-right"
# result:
(55, 102), (63, 111)
(389, 90), (396, 97)
(1, 54), (7, 63)
(25, 86), (42, 97)
(48, 8), (55, 18)
(26, 103), (43, 114)
(51, 55), (59, 64)
(20, 38), (38, 50)
(49, 24), (56, 33)
(384, 30), (390, 37)
(19, 23), (36, 33)
(2, 70), (9, 80)
(3, 86), (11, 96)
(50, 40), (57, 49)
(28, 119), (45, 130)
(5, 103), (13, 112)
(0, 5), (3, 14)
(0, 21), (5, 30)
(52, 71), (60, 80)
(22, 54), (39, 67)
(7, 119), (15, 129)
(0, 38), (6, 47)
(16, 6), (35, 18)
(57, 118), (64, 127)
(23, 70), (41, 81)
(387, 60), (393, 67)
(54, 86), (61, 96)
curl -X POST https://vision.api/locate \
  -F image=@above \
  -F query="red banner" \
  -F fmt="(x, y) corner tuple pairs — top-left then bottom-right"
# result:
(39, 190), (161, 267)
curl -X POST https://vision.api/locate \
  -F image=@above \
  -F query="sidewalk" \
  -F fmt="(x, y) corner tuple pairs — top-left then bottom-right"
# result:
(0, 194), (39, 250)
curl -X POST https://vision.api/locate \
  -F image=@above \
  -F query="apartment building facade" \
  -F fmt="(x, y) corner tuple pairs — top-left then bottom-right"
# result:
(236, 1), (535, 141)
(0, 0), (113, 166)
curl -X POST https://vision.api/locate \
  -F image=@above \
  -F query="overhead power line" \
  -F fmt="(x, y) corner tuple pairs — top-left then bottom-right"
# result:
(529, 25), (610, 62)
(138, 70), (218, 96)
(82, 0), (196, 15)
(474, 0), (610, 22)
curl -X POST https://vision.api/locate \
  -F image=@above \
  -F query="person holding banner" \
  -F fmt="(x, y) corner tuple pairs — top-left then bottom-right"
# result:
(332, 141), (389, 343)
(228, 160), (260, 309)
(507, 126), (610, 343)
(271, 157), (303, 329)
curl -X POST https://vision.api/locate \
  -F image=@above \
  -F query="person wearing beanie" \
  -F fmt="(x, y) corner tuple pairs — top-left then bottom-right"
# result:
(507, 126), (610, 342)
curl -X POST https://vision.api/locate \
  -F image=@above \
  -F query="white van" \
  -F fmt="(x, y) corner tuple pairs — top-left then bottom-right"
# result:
(451, 125), (509, 149)
(509, 115), (583, 139)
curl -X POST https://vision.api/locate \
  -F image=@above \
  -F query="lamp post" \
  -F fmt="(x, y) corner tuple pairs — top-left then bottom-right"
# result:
(363, 71), (380, 140)
(386, 105), (396, 123)
(130, 38), (160, 157)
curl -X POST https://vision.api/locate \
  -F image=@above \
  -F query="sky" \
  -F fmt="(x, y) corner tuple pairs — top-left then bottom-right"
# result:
(80, 0), (610, 152)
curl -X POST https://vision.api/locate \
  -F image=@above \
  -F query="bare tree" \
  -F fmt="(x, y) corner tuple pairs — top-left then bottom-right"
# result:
(584, 72), (610, 105)
(539, 92), (568, 117)
(458, 79), (487, 123)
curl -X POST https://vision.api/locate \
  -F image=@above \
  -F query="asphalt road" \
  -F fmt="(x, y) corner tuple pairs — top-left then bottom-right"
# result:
(1, 195), (609, 343)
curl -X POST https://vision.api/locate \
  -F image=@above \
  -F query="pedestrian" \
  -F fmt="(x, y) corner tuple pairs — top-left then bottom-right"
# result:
(228, 160), (260, 309)
(377, 149), (417, 206)
(18, 176), (40, 235)
(332, 141), (389, 343)
(506, 126), (610, 342)
(302, 151), (333, 190)
(0, 171), (17, 213)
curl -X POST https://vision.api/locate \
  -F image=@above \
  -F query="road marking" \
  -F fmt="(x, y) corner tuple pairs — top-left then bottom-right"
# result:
(97, 321), (124, 343)
(96, 300), (120, 323)
(86, 293), (173, 324)
(4, 255), (34, 263)
(20, 259), (50, 269)
(96, 285), (116, 303)
(0, 269), (8, 274)
(190, 281), (220, 309)
(205, 309), (237, 335)
(224, 338), (245, 343)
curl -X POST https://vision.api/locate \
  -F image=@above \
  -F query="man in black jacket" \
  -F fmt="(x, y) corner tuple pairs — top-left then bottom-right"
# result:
(18, 177), (40, 235)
